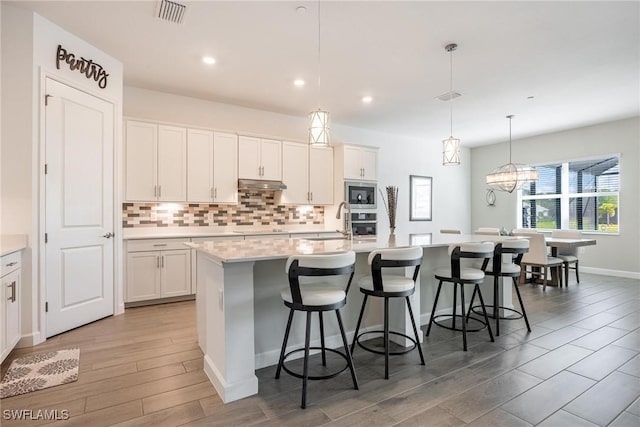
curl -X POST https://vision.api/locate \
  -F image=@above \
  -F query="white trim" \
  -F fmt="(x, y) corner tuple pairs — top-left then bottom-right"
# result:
(16, 331), (42, 348)
(580, 267), (640, 280)
(203, 354), (259, 404)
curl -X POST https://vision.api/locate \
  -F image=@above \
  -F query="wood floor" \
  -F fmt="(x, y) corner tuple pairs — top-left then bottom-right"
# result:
(2, 273), (639, 426)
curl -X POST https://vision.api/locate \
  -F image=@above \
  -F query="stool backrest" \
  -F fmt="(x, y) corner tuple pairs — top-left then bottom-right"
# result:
(440, 229), (461, 234)
(286, 251), (356, 305)
(492, 239), (530, 272)
(367, 246), (423, 292)
(513, 231), (547, 264)
(448, 242), (495, 278)
(474, 227), (500, 235)
(551, 229), (582, 256)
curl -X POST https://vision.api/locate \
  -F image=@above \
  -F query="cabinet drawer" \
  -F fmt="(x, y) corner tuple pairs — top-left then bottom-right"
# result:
(127, 239), (190, 252)
(1, 251), (21, 277)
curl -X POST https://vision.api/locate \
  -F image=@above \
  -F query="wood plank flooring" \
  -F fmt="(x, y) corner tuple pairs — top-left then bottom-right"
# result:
(1, 273), (639, 426)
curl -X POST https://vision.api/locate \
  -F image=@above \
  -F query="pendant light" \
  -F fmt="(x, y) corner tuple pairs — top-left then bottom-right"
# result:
(485, 115), (539, 193)
(442, 43), (461, 165)
(309, 0), (329, 146)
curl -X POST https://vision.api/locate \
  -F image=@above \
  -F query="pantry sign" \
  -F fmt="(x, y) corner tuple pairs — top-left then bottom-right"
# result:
(55, 44), (109, 89)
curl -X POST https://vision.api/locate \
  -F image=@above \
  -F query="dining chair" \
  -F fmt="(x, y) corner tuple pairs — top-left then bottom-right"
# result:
(513, 231), (563, 290)
(474, 227), (501, 236)
(440, 229), (461, 234)
(551, 229), (582, 285)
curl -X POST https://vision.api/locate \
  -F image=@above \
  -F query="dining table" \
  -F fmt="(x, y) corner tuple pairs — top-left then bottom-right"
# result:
(544, 236), (597, 286)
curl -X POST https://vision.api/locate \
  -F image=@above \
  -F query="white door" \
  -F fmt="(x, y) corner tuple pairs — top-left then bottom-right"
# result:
(213, 132), (238, 204)
(125, 121), (157, 201)
(161, 250), (191, 297)
(343, 145), (362, 180)
(157, 125), (187, 202)
(238, 136), (261, 179)
(260, 139), (282, 180)
(45, 78), (114, 337)
(361, 148), (378, 181)
(281, 142), (309, 204)
(126, 252), (161, 302)
(309, 145), (333, 205)
(187, 129), (214, 202)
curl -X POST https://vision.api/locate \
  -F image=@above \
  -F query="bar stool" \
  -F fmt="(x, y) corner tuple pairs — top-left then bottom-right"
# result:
(351, 246), (425, 379)
(467, 240), (531, 336)
(275, 251), (358, 409)
(426, 242), (495, 351)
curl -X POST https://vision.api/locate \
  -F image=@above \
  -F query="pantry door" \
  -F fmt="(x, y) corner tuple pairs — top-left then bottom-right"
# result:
(44, 78), (114, 337)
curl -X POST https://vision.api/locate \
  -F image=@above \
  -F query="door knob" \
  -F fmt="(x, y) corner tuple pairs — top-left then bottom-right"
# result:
(102, 232), (114, 238)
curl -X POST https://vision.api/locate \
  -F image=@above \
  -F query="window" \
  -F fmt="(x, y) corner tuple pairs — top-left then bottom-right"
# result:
(519, 156), (620, 233)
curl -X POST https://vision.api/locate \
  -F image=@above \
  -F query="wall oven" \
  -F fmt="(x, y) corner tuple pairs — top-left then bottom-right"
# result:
(345, 181), (377, 209)
(351, 212), (377, 236)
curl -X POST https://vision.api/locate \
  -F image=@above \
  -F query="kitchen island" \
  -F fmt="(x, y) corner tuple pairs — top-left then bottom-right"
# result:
(187, 233), (521, 403)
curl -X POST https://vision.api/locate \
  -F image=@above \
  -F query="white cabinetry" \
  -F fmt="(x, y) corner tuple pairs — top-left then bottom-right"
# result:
(281, 142), (333, 205)
(238, 136), (282, 181)
(1, 250), (21, 363)
(187, 130), (238, 204)
(125, 120), (187, 202)
(342, 145), (378, 181)
(126, 239), (191, 303)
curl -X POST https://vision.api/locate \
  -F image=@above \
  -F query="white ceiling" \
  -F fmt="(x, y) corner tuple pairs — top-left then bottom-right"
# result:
(9, 0), (640, 147)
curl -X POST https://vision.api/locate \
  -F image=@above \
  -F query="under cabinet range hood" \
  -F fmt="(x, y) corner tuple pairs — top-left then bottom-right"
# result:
(238, 179), (288, 191)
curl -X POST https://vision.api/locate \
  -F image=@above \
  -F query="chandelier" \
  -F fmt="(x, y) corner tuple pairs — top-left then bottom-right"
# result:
(485, 115), (539, 193)
(309, 0), (329, 145)
(442, 43), (460, 165)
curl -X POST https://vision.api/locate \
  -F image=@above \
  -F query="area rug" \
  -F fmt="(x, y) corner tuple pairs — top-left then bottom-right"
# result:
(0, 348), (80, 399)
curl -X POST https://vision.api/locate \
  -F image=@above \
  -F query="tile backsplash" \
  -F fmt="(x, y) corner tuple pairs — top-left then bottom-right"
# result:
(123, 192), (324, 228)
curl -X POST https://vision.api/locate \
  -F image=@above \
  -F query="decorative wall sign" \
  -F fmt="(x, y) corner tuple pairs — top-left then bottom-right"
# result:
(486, 189), (497, 207)
(56, 45), (109, 89)
(409, 175), (432, 221)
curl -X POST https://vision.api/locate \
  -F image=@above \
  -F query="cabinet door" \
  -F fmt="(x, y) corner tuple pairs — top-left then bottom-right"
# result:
(361, 148), (378, 181)
(238, 136), (261, 179)
(213, 132), (238, 204)
(125, 121), (157, 201)
(260, 139), (282, 180)
(126, 251), (161, 302)
(309, 145), (333, 205)
(281, 142), (309, 204)
(343, 145), (363, 180)
(158, 125), (187, 202)
(4, 269), (20, 351)
(161, 250), (191, 297)
(187, 129), (214, 202)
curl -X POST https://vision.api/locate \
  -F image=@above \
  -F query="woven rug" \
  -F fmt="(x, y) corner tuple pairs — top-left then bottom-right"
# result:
(0, 348), (80, 399)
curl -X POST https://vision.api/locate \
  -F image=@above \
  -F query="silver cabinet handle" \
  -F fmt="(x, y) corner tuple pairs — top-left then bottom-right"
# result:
(310, 192), (313, 201)
(214, 188), (218, 199)
(6, 262), (17, 267)
(161, 255), (165, 268)
(156, 256), (160, 269)
(158, 185), (162, 198)
(102, 232), (114, 238)
(152, 243), (167, 247)
(9, 281), (16, 302)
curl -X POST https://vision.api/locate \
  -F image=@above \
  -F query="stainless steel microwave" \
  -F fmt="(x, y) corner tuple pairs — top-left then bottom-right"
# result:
(345, 181), (377, 209)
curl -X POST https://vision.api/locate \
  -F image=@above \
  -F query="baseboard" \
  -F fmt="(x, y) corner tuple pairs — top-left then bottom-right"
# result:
(203, 354), (258, 403)
(17, 331), (43, 348)
(580, 267), (640, 280)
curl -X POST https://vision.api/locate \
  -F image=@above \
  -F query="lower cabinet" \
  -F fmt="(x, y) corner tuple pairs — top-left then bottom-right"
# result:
(126, 239), (191, 303)
(1, 250), (22, 363)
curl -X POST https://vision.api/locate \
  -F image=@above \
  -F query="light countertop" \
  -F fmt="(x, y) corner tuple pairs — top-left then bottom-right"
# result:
(186, 233), (523, 264)
(122, 226), (337, 240)
(1, 234), (28, 257)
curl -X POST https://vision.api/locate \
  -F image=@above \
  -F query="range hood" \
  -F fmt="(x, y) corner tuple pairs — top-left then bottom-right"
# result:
(238, 179), (287, 191)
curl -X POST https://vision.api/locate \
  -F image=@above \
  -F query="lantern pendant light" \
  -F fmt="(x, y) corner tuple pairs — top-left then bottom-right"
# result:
(485, 115), (539, 193)
(309, 0), (330, 146)
(442, 43), (461, 165)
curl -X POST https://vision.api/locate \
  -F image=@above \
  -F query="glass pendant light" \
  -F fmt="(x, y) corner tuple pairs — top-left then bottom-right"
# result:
(485, 115), (539, 193)
(309, 0), (329, 145)
(442, 43), (461, 165)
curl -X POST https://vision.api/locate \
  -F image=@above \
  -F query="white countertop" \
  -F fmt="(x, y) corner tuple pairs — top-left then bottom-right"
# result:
(187, 233), (523, 264)
(0, 234), (28, 257)
(122, 226), (337, 240)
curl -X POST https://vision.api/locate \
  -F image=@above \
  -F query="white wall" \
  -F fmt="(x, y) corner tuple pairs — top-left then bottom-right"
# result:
(470, 117), (640, 276)
(124, 86), (472, 236)
(1, 4), (123, 344)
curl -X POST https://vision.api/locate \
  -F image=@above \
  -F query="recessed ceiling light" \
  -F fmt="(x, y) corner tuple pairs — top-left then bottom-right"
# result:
(362, 96), (373, 104)
(294, 79), (305, 87)
(202, 56), (216, 65)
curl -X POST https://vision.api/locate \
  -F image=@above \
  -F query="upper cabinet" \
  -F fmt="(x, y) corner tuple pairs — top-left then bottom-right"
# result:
(238, 136), (282, 181)
(342, 145), (378, 181)
(281, 142), (333, 205)
(125, 121), (187, 202)
(187, 130), (238, 204)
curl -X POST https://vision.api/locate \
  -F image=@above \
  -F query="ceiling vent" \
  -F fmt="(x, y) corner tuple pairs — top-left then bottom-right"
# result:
(156, 0), (187, 24)
(435, 91), (462, 102)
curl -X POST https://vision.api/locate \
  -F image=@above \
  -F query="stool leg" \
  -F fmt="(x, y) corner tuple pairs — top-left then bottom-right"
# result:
(460, 283), (467, 351)
(426, 281), (443, 336)
(575, 260), (580, 283)
(406, 296), (425, 366)
(384, 297), (390, 379)
(301, 311), (312, 409)
(465, 285), (478, 323)
(494, 275), (500, 337)
(318, 312), (326, 366)
(512, 277), (531, 332)
(564, 262), (569, 287)
(275, 308), (294, 379)
(452, 283), (458, 329)
(475, 284), (495, 343)
(335, 309), (359, 390)
(543, 266), (548, 291)
(351, 294), (368, 355)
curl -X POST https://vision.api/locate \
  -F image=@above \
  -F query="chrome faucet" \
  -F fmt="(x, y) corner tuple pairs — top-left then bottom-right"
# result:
(336, 201), (353, 240)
